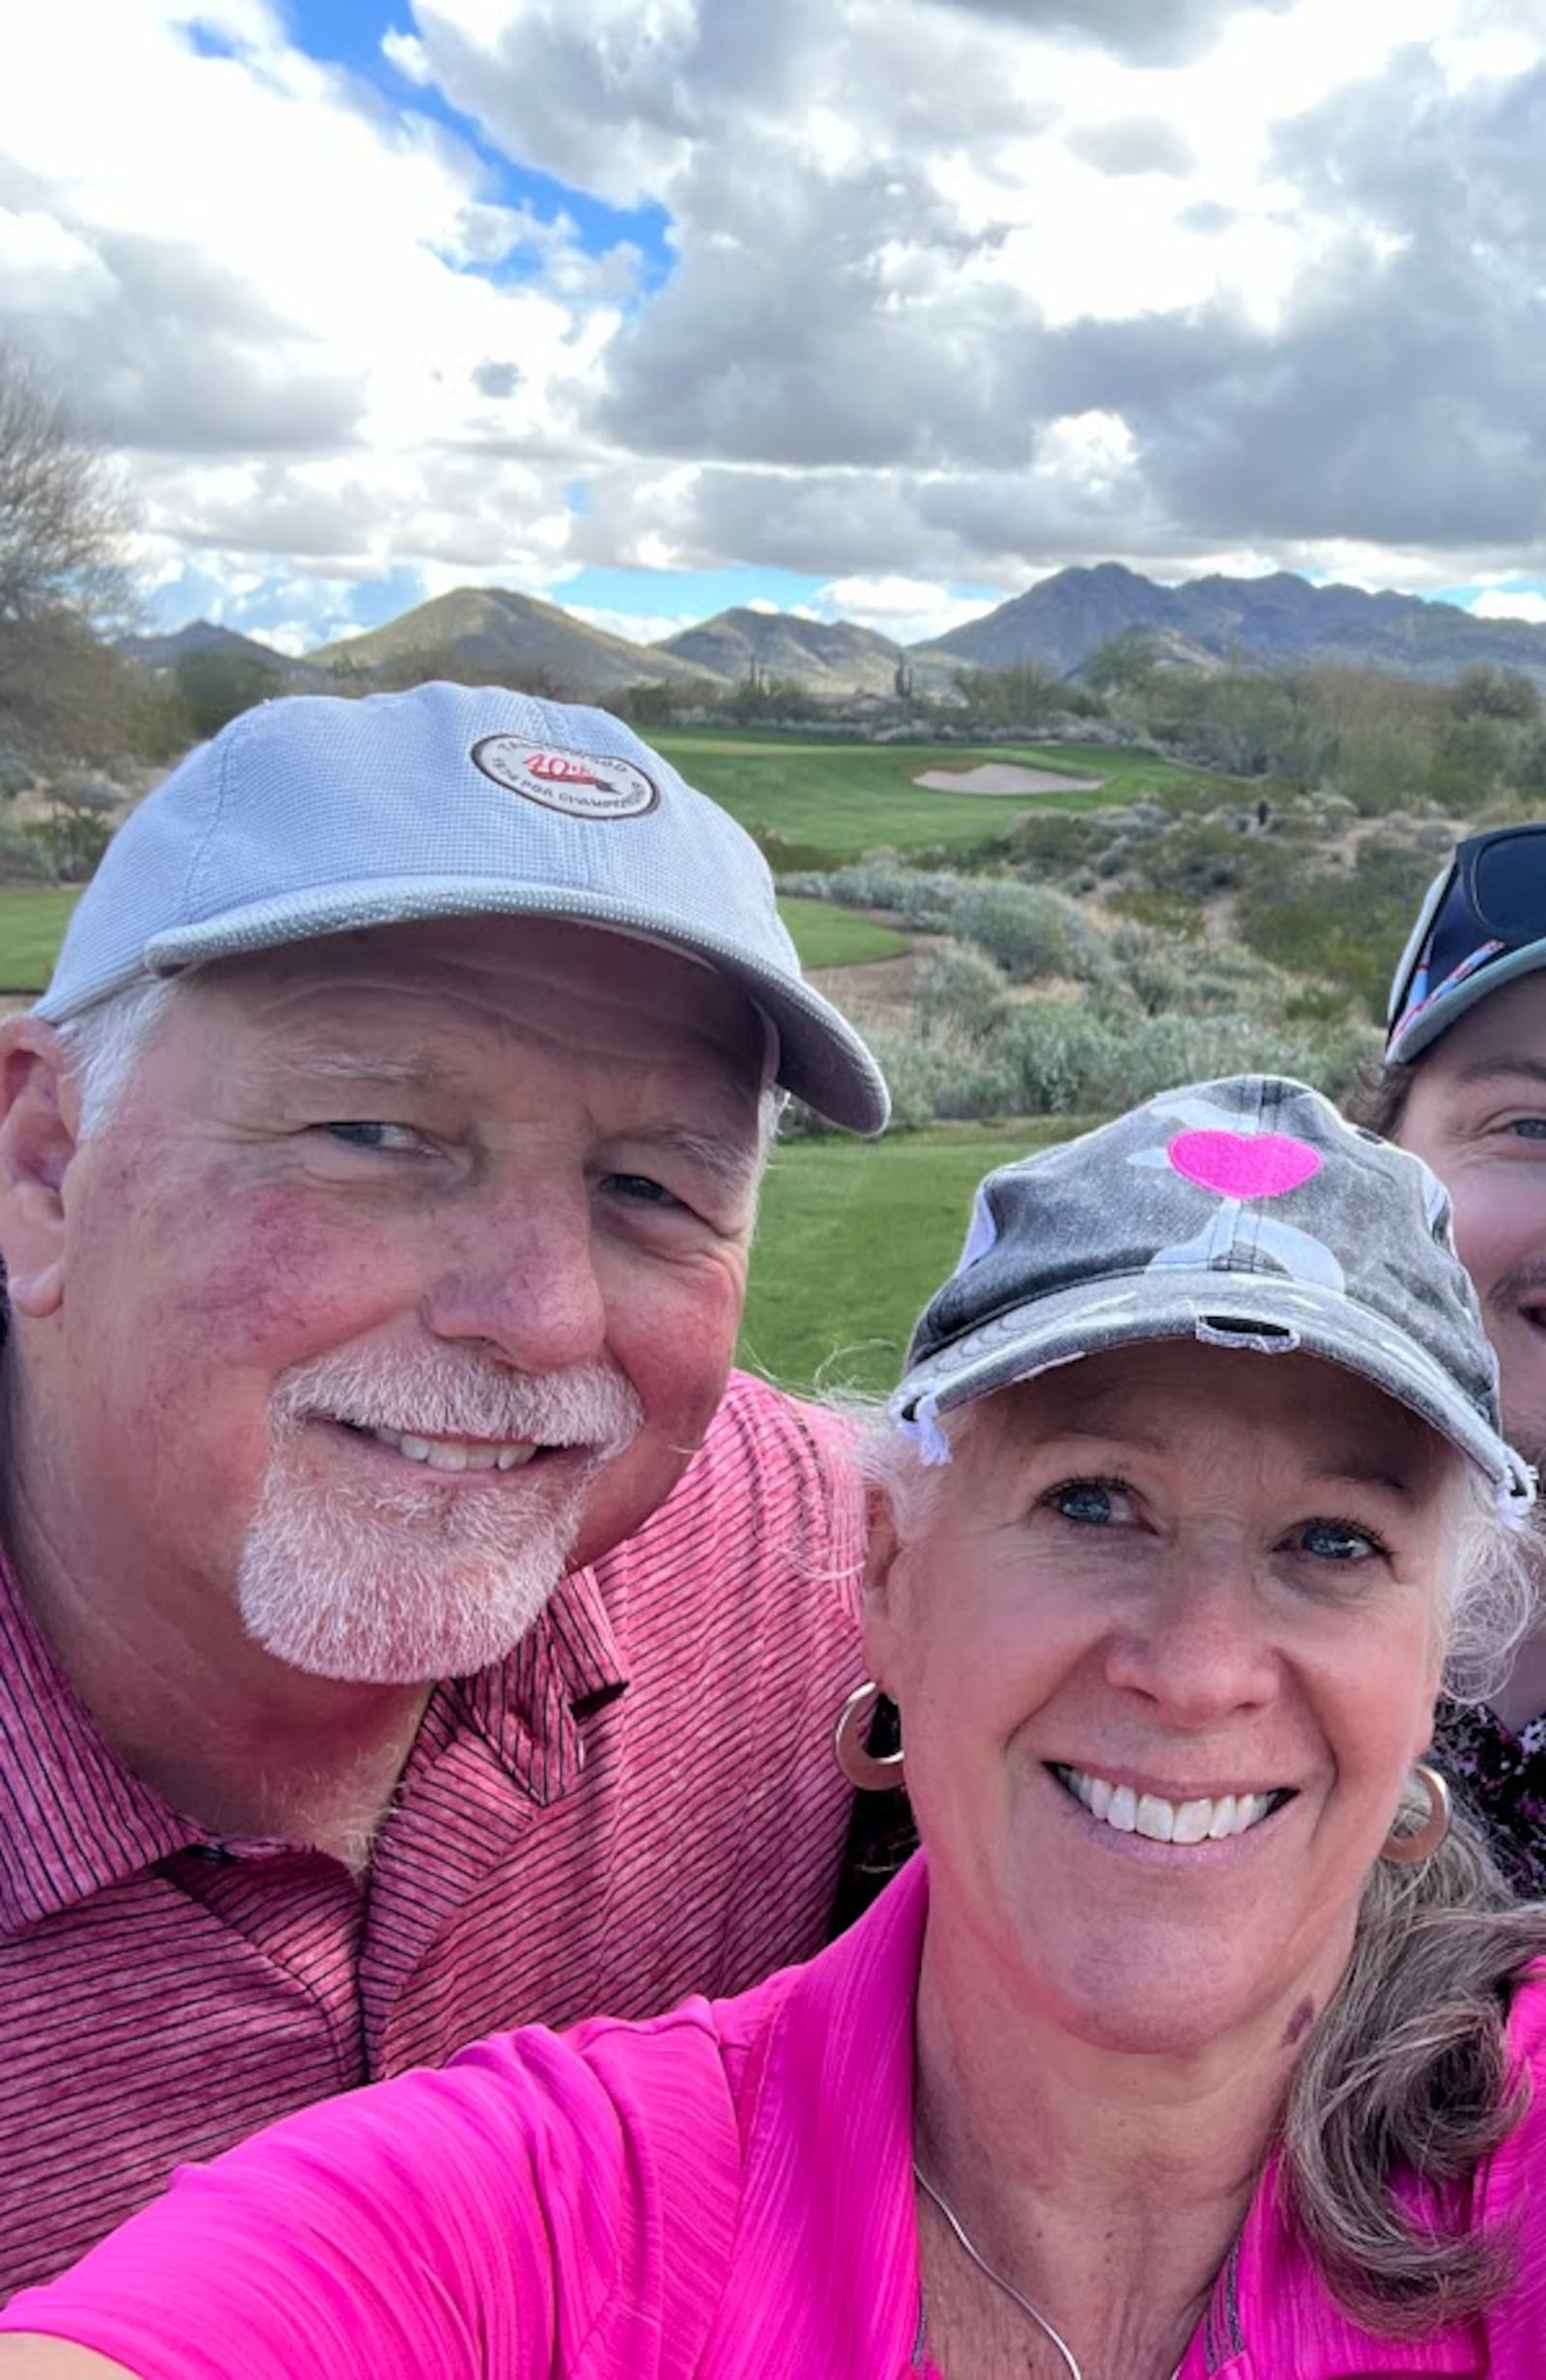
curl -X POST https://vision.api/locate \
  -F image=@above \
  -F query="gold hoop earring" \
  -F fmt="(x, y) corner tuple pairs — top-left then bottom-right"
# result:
(1380, 1763), (1451, 1866)
(833, 1680), (906, 1792)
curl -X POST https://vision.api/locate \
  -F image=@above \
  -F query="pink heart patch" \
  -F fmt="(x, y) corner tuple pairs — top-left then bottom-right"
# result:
(1166, 1129), (1321, 1200)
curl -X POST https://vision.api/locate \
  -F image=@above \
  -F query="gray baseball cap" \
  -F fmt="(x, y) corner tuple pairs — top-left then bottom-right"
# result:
(36, 681), (890, 1135)
(893, 1074), (1532, 1513)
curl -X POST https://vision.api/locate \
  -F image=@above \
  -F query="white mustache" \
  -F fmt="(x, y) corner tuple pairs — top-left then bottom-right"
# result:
(270, 1346), (645, 1455)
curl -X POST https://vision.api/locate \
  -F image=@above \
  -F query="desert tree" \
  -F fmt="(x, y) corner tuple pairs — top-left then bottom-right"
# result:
(0, 342), (132, 636)
(0, 343), (152, 763)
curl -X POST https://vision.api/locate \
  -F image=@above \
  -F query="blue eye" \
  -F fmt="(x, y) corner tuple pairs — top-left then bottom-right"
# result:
(604, 1173), (681, 1207)
(1293, 1517), (1383, 1562)
(323, 1122), (422, 1152)
(1045, 1479), (1134, 1526)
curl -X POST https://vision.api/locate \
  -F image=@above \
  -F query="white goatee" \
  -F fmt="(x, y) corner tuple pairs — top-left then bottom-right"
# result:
(235, 1346), (644, 1683)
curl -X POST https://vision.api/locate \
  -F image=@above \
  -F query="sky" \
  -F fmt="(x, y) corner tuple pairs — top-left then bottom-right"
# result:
(6, 0), (1546, 654)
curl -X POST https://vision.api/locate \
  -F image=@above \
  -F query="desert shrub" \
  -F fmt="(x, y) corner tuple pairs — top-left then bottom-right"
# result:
(949, 661), (1066, 731)
(932, 1055), (1023, 1120)
(859, 1029), (960, 1133)
(173, 647), (282, 739)
(1293, 1018), (1384, 1101)
(815, 859), (962, 930)
(914, 941), (1011, 1043)
(995, 999), (1124, 1114)
(0, 747), (33, 799)
(0, 817), (53, 880)
(1142, 671), (1309, 779)
(1234, 834), (1441, 1014)
(952, 881), (1110, 985)
(776, 1027), (973, 1135)
(1101, 1012), (1272, 1104)
(1512, 727), (1546, 792)
(1447, 665), (1541, 724)
(1118, 817), (1259, 900)
(994, 811), (1102, 875)
(1106, 885), (1207, 937)
(1331, 720), (1435, 817)
(1426, 714), (1516, 815)
(1105, 923), (1188, 1018)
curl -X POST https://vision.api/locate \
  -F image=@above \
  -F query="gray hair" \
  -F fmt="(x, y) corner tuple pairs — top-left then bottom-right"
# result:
(51, 975), (181, 1137)
(860, 1401), (1546, 2336)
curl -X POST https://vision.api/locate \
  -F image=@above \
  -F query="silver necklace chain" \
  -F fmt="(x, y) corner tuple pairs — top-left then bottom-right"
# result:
(913, 2161), (1187, 2380)
(913, 2159), (1084, 2380)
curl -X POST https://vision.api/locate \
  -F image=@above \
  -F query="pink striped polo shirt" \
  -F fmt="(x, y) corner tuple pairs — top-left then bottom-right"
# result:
(6, 1853), (1546, 2377)
(0, 1369), (864, 2299)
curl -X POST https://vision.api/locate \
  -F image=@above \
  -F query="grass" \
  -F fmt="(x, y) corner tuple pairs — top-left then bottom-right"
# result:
(736, 1118), (1094, 1396)
(652, 731), (1217, 863)
(776, 897), (910, 967)
(0, 888), (79, 991)
(0, 883), (906, 993)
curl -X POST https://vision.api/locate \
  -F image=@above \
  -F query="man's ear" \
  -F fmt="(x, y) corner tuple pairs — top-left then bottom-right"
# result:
(0, 1019), (81, 1319)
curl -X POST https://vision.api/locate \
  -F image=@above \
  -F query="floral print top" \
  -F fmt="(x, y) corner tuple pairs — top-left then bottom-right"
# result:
(1433, 1698), (1546, 1899)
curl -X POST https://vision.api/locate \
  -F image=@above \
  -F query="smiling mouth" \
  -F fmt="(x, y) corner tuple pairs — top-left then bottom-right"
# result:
(329, 1419), (552, 1475)
(1049, 1763), (1294, 1844)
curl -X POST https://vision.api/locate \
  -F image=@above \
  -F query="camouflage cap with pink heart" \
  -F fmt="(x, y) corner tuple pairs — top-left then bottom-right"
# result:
(892, 1073), (1534, 1513)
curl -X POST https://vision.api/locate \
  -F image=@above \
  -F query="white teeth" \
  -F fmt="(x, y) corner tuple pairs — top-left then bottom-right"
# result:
(1135, 1793), (1174, 1843)
(359, 1424), (538, 1472)
(1060, 1767), (1278, 1845)
(1172, 1798), (1215, 1846)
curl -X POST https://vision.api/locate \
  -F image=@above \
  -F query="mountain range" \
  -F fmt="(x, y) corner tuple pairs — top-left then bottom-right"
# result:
(126, 564), (1546, 703)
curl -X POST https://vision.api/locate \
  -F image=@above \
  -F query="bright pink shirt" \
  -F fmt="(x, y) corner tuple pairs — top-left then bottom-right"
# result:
(0, 1372), (864, 2296)
(6, 1853), (1545, 2377)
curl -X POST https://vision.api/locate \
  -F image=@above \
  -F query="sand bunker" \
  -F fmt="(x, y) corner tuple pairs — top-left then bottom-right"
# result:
(913, 762), (1105, 795)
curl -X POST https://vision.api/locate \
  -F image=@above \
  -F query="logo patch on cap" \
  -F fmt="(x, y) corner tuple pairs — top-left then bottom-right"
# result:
(471, 737), (659, 819)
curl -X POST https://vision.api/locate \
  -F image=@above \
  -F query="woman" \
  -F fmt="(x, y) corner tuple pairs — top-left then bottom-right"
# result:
(4, 1074), (1546, 2378)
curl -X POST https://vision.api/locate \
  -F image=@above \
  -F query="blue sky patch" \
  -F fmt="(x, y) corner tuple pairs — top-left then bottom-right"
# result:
(286, 0), (673, 293)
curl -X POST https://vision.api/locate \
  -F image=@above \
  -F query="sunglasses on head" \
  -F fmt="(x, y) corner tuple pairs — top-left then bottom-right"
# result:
(1386, 824), (1546, 1057)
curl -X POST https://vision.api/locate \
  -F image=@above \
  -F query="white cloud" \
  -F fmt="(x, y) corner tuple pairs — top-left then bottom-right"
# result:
(813, 574), (999, 646)
(0, 1), (623, 595)
(381, 27), (434, 84)
(1470, 588), (1546, 625)
(7, 0), (1546, 636)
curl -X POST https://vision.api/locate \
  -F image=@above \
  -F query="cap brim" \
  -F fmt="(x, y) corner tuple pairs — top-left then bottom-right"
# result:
(893, 1269), (1532, 1509)
(126, 875), (890, 1135)
(1388, 939), (1546, 1065)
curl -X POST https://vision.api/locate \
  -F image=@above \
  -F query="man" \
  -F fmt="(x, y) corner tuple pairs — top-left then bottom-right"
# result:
(0, 681), (888, 2291)
(1349, 822), (1546, 1890)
